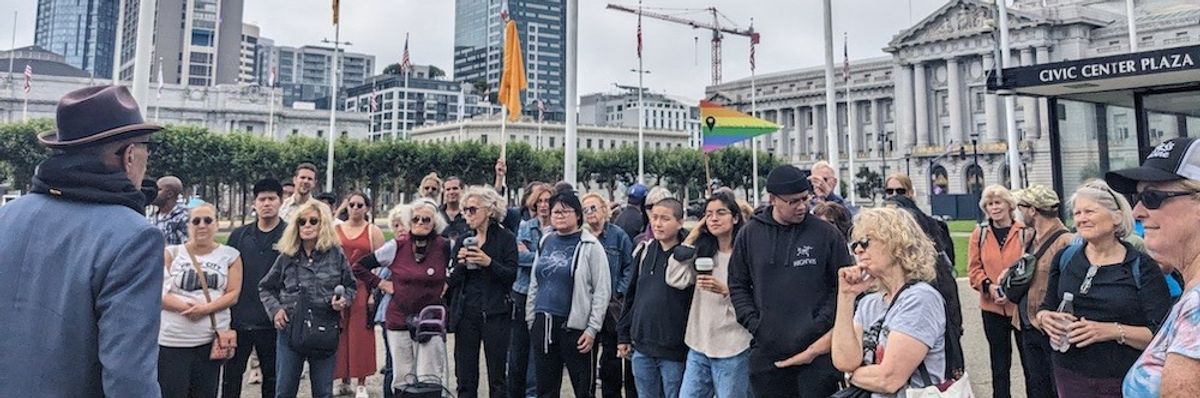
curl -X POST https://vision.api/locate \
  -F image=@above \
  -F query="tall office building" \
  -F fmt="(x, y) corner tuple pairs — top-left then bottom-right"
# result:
(273, 45), (374, 108)
(34, 0), (119, 79)
(453, 0), (565, 121)
(115, 0), (244, 86)
(239, 23), (261, 85)
(255, 37), (276, 87)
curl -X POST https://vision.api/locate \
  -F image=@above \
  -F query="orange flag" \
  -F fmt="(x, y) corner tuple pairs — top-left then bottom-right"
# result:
(498, 19), (526, 122)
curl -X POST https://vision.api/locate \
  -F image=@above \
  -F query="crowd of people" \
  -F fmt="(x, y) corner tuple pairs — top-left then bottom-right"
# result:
(7, 86), (1200, 398)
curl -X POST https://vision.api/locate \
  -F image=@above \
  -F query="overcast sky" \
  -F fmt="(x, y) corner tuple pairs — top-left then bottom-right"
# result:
(2, 0), (947, 100)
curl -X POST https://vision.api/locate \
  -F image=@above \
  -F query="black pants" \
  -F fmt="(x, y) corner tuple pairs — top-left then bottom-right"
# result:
(455, 310), (510, 398)
(532, 313), (595, 398)
(220, 329), (277, 398)
(981, 311), (1026, 398)
(748, 351), (839, 398)
(158, 344), (221, 398)
(507, 292), (535, 398)
(598, 314), (636, 398)
(1020, 327), (1057, 398)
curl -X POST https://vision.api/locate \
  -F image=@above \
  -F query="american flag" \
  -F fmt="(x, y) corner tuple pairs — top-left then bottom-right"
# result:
(269, 67), (277, 87)
(400, 34), (411, 73)
(749, 32), (760, 72)
(500, 0), (509, 21)
(537, 99), (545, 122)
(23, 64), (32, 93)
(156, 58), (164, 99)
(636, 1), (643, 59)
(843, 33), (850, 85)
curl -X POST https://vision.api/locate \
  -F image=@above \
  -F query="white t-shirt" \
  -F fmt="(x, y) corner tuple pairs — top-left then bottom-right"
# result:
(160, 244), (240, 347)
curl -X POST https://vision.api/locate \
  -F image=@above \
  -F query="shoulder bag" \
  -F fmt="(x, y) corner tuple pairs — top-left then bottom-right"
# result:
(183, 247), (237, 361)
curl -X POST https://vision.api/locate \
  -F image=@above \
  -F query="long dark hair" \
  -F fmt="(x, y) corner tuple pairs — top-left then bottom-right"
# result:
(695, 191), (744, 258)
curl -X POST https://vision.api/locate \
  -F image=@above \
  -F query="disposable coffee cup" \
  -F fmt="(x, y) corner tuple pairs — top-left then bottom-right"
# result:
(695, 257), (715, 276)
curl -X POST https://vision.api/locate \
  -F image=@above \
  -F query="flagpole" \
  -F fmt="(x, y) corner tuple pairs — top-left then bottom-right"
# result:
(636, 0), (645, 185)
(823, 0), (841, 183)
(997, 0), (1022, 189)
(845, 33), (856, 207)
(750, 18), (760, 207)
(501, 106), (508, 160)
(1126, 0), (1138, 52)
(325, 12), (340, 192)
(22, 87), (28, 122)
(536, 101), (543, 150)
(402, 68), (409, 140)
(564, 0), (579, 185)
(268, 85), (276, 139)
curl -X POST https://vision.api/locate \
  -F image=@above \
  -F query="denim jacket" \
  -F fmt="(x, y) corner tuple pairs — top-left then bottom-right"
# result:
(513, 218), (547, 295)
(594, 222), (636, 297)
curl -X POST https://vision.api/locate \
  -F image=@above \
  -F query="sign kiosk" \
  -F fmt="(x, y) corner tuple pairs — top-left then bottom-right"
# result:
(988, 44), (1200, 198)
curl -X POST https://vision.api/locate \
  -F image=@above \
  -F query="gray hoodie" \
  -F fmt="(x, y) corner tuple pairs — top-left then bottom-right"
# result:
(526, 228), (612, 336)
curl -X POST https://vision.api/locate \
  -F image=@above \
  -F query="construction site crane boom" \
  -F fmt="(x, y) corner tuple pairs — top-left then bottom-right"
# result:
(607, 3), (759, 85)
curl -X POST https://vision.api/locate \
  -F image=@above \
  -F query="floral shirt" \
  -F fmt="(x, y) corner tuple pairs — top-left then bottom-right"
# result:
(1123, 286), (1200, 397)
(151, 204), (189, 245)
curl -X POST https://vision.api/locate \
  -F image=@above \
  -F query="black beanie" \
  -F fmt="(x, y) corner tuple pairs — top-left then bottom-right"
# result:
(766, 165), (812, 195)
(253, 178), (283, 197)
(548, 191), (584, 226)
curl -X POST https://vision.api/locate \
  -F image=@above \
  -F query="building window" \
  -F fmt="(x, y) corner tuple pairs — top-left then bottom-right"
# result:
(549, 137), (556, 148)
(586, 138), (592, 149)
(974, 91), (986, 114)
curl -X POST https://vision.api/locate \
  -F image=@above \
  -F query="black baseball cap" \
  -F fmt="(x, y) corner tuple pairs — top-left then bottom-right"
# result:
(1106, 138), (1200, 194)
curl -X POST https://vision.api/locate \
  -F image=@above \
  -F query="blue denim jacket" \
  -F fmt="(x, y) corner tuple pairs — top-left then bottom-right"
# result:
(513, 218), (546, 295)
(595, 222), (636, 296)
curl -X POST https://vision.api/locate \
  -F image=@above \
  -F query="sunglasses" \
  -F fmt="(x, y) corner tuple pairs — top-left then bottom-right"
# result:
(850, 237), (870, 252)
(463, 206), (481, 215)
(348, 202), (366, 209)
(583, 205), (599, 215)
(552, 209), (576, 217)
(1134, 190), (1197, 210)
(422, 186), (439, 192)
(412, 216), (432, 225)
(885, 188), (907, 196)
(191, 217), (214, 226)
(297, 217), (321, 227)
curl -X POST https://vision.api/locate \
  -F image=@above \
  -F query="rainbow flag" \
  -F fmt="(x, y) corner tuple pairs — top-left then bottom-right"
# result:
(700, 100), (780, 153)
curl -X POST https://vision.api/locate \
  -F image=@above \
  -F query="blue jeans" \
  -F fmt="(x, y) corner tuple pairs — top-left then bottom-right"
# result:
(275, 331), (336, 398)
(680, 349), (750, 398)
(631, 350), (686, 398)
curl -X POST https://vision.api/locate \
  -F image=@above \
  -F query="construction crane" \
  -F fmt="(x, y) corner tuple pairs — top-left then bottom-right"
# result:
(607, 3), (759, 85)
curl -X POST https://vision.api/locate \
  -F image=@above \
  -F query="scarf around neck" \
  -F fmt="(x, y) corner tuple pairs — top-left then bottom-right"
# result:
(30, 151), (148, 214)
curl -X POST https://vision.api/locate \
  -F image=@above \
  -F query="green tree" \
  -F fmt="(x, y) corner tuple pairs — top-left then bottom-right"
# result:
(0, 120), (53, 191)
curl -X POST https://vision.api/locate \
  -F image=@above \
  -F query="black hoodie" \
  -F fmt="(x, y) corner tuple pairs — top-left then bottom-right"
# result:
(617, 229), (693, 362)
(728, 206), (852, 370)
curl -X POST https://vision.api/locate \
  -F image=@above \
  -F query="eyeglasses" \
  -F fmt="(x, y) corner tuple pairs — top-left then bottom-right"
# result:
(703, 209), (732, 218)
(463, 206), (481, 215)
(885, 188), (907, 196)
(552, 209), (576, 217)
(779, 194), (811, 207)
(115, 140), (160, 156)
(850, 237), (870, 252)
(422, 186), (439, 192)
(297, 217), (321, 227)
(411, 216), (432, 225)
(348, 202), (366, 209)
(191, 217), (214, 226)
(583, 205), (599, 215)
(1079, 265), (1099, 295)
(1134, 190), (1197, 210)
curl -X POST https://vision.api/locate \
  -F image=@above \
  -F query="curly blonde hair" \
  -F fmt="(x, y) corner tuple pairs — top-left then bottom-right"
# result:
(851, 207), (937, 284)
(278, 201), (341, 257)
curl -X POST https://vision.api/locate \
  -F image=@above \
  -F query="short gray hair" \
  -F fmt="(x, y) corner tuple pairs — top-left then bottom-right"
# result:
(1070, 179), (1134, 239)
(408, 198), (448, 234)
(462, 186), (506, 222)
(387, 204), (412, 231)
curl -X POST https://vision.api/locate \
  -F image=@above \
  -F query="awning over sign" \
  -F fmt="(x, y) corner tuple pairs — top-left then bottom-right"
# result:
(987, 45), (1200, 97)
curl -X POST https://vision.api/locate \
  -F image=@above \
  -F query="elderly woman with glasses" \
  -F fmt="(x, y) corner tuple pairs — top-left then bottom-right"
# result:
(831, 207), (947, 396)
(1107, 138), (1200, 397)
(1035, 180), (1170, 397)
(333, 192), (386, 396)
(419, 173), (443, 203)
(158, 203), (243, 398)
(354, 198), (451, 393)
(446, 186), (518, 398)
(259, 201), (356, 398)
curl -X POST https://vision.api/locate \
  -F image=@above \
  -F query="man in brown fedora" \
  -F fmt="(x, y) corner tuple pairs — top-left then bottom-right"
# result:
(0, 85), (165, 397)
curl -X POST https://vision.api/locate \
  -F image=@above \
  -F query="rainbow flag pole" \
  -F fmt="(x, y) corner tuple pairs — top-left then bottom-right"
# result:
(699, 100), (780, 198)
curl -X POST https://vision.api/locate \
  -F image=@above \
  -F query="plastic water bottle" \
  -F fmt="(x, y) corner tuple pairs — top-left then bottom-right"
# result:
(1051, 292), (1075, 353)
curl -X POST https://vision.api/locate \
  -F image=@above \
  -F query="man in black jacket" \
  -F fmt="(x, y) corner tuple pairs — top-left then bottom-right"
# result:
(617, 197), (692, 398)
(222, 179), (286, 398)
(728, 165), (853, 398)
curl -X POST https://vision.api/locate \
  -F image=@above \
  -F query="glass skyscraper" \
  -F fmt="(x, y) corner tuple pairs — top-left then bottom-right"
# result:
(34, 0), (118, 79)
(454, 0), (565, 122)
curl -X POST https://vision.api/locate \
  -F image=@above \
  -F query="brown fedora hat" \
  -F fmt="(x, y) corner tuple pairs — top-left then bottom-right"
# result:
(37, 85), (163, 148)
